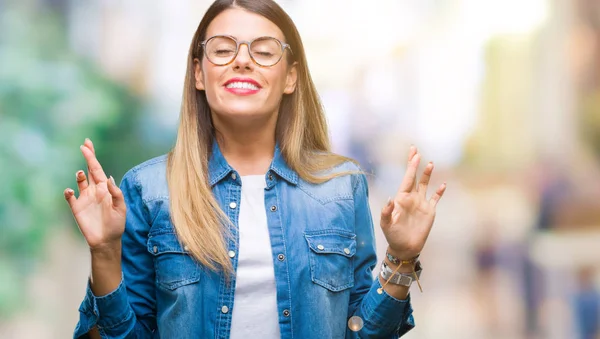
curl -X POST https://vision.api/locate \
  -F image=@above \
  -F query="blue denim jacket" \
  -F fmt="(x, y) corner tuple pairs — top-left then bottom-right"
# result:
(74, 142), (415, 338)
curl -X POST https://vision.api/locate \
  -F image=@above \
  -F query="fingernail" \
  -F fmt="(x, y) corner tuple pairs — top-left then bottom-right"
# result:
(85, 138), (91, 143)
(386, 197), (393, 206)
(76, 170), (83, 177)
(109, 176), (116, 186)
(66, 188), (74, 194)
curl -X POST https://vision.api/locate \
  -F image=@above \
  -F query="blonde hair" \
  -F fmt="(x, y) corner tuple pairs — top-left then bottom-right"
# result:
(167, 0), (357, 273)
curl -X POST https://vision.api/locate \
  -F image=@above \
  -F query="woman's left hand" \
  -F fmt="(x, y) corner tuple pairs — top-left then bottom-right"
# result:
(380, 146), (446, 260)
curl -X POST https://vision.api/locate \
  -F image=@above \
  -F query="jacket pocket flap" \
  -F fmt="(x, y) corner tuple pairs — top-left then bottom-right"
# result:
(304, 230), (356, 257)
(147, 232), (188, 255)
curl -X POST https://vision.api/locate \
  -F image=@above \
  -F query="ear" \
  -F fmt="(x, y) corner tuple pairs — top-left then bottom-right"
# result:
(283, 62), (298, 94)
(193, 58), (205, 91)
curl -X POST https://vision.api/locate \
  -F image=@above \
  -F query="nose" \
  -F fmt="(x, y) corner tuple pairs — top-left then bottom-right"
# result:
(232, 42), (253, 69)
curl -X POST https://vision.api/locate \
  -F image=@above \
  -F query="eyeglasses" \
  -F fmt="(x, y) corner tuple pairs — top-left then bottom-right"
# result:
(200, 35), (293, 67)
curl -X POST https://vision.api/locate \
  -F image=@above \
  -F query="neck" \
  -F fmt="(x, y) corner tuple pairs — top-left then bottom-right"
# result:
(213, 114), (277, 176)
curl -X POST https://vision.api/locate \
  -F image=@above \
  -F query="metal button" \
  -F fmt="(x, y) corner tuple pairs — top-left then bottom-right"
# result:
(229, 202), (237, 209)
(317, 245), (325, 251)
(268, 174), (273, 180)
(231, 173), (237, 180)
(153, 245), (158, 253)
(184, 245), (189, 251)
(344, 248), (350, 255)
(270, 205), (277, 212)
(277, 253), (285, 261)
(283, 309), (290, 317)
(228, 250), (236, 258)
(221, 305), (229, 314)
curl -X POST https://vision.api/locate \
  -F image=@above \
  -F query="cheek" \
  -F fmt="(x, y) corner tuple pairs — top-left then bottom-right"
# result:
(265, 68), (290, 92)
(203, 67), (224, 97)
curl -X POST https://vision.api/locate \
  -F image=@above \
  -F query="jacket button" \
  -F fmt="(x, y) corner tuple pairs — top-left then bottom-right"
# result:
(277, 254), (285, 261)
(231, 173), (237, 180)
(268, 174), (274, 181)
(283, 309), (290, 317)
(229, 202), (237, 209)
(344, 248), (350, 255)
(153, 246), (158, 253)
(317, 245), (325, 251)
(221, 306), (229, 314)
(228, 250), (236, 258)
(270, 205), (277, 212)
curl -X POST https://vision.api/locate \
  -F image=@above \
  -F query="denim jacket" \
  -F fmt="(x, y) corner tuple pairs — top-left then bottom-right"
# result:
(74, 141), (415, 338)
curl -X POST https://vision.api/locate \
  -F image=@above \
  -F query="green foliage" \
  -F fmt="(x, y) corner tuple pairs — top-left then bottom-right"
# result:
(0, 2), (168, 317)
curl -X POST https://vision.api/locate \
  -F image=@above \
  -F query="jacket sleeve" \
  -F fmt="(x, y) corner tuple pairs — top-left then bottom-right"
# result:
(346, 173), (415, 338)
(74, 170), (158, 338)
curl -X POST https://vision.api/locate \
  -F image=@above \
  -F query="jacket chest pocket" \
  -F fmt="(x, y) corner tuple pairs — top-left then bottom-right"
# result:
(304, 229), (356, 292)
(147, 232), (202, 290)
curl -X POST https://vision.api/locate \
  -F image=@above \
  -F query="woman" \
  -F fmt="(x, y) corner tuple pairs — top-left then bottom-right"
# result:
(65, 0), (446, 338)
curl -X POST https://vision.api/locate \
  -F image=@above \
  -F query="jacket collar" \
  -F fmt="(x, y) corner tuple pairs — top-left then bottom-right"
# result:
(208, 139), (298, 187)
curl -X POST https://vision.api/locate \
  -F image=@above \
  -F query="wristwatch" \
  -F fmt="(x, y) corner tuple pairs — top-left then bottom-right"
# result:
(380, 260), (423, 287)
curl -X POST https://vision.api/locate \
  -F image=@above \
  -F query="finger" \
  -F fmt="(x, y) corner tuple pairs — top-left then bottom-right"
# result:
(418, 162), (434, 198)
(81, 145), (95, 185)
(380, 197), (394, 228)
(407, 146), (418, 190)
(82, 140), (96, 184)
(407, 145), (417, 164)
(64, 188), (76, 209)
(397, 153), (421, 194)
(76, 170), (88, 192)
(430, 182), (447, 207)
(80, 144), (108, 184)
(107, 175), (126, 212)
(84, 138), (96, 154)
(404, 145), (420, 192)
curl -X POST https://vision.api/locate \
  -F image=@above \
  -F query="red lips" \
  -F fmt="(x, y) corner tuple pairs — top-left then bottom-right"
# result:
(224, 77), (262, 88)
(223, 77), (262, 96)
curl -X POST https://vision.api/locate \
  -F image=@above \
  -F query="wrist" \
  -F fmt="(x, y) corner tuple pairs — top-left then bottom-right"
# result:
(385, 247), (420, 273)
(90, 242), (122, 261)
(384, 256), (416, 273)
(386, 246), (419, 261)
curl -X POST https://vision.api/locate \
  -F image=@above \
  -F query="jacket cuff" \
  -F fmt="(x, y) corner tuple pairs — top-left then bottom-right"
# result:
(361, 278), (415, 336)
(77, 275), (134, 332)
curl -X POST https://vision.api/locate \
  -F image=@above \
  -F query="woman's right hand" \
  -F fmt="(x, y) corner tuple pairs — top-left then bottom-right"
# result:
(64, 139), (127, 252)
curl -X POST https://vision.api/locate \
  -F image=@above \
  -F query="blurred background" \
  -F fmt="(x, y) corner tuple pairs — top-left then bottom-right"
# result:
(1, 0), (599, 338)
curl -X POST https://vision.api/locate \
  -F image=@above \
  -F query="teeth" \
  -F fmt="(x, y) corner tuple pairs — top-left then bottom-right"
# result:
(226, 82), (259, 90)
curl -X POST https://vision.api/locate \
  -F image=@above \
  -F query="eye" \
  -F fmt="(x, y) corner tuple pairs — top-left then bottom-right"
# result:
(214, 49), (235, 56)
(255, 51), (274, 57)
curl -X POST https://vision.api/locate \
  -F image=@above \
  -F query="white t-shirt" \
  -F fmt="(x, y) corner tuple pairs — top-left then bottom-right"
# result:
(229, 175), (281, 338)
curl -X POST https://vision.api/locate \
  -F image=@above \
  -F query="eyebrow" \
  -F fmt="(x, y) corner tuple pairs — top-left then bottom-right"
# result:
(207, 34), (286, 41)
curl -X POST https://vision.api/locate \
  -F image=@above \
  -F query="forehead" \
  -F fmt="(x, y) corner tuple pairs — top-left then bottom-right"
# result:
(205, 8), (285, 42)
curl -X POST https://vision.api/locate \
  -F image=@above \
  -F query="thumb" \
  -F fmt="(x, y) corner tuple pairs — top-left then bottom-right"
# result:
(107, 176), (126, 212)
(380, 197), (394, 228)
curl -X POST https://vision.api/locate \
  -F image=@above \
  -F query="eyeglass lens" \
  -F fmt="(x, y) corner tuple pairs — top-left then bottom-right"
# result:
(205, 36), (283, 67)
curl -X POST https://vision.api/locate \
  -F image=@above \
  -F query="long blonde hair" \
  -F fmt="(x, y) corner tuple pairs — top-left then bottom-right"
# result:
(167, 0), (356, 273)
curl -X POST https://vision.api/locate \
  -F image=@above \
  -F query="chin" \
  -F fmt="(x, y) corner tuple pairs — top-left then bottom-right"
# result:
(216, 105), (271, 119)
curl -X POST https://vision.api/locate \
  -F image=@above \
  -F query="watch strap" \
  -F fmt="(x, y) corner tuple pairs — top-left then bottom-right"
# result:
(380, 260), (423, 287)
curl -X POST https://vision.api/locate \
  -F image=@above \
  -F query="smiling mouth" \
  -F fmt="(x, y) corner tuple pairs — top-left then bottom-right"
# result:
(225, 81), (260, 91)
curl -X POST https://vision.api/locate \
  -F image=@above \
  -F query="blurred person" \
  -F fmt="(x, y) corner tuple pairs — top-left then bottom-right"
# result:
(63, 0), (446, 338)
(474, 224), (501, 336)
(573, 267), (599, 339)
